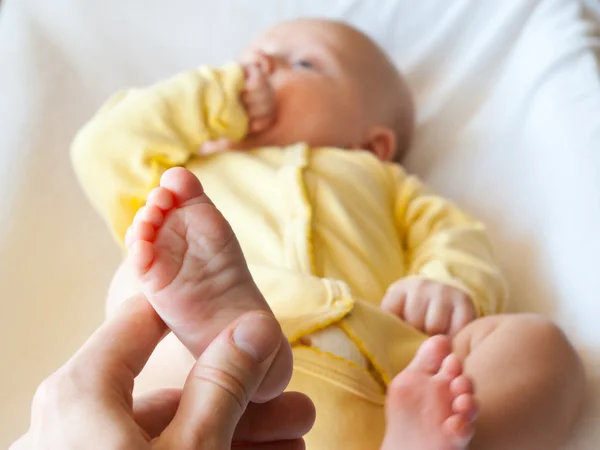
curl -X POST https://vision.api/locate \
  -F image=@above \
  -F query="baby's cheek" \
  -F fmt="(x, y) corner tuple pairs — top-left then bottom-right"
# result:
(276, 80), (347, 142)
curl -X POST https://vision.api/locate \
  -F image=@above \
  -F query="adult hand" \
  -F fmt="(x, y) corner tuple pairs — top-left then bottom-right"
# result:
(11, 293), (314, 449)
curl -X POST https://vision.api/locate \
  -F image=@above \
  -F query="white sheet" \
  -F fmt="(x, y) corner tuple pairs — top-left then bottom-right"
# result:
(1, 0), (599, 447)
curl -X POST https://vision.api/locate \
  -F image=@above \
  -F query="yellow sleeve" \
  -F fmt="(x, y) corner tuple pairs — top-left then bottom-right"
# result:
(71, 63), (248, 244)
(390, 165), (508, 316)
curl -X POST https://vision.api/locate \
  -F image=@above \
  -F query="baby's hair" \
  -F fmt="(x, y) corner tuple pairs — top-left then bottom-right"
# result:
(333, 21), (415, 162)
(390, 74), (415, 162)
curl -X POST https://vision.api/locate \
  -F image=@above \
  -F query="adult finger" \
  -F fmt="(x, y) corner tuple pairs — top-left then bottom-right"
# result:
(158, 312), (283, 449)
(233, 440), (306, 450)
(233, 392), (315, 443)
(135, 388), (313, 442)
(133, 389), (182, 439)
(69, 293), (167, 394)
(136, 389), (315, 443)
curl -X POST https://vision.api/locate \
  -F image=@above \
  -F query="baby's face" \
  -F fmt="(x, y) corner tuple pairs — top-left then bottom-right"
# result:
(240, 20), (408, 158)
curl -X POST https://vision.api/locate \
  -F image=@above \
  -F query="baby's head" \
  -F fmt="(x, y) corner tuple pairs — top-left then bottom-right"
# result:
(240, 19), (414, 161)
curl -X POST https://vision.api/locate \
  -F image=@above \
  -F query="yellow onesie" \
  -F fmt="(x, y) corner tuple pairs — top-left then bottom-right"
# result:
(71, 63), (508, 449)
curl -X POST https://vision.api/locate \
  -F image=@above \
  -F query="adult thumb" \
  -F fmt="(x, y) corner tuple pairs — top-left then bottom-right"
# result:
(156, 312), (283, 450)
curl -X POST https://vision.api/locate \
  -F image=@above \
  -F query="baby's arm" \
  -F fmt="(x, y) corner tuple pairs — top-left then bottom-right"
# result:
(383, 165), (508, 336)
(71, 63), (249, 243)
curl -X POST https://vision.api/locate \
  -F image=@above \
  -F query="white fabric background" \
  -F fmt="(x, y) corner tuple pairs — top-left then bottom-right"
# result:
(0, 0), (599, 447)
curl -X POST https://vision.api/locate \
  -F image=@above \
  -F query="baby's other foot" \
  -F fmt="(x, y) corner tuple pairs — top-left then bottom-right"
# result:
(381, 336), (478, 450)
(126, 167), (292, 402)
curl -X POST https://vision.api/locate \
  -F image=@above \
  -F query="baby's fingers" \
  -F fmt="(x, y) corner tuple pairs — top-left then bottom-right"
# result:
(243, 63), (264, 89)
(424, 297), (453, 336)
(402, 292), (431, 333)
(241, 63), (275, 134)
(448, 299), (476, 336)
(250, 116), (275, 134)
(380, 283), (409, 318)
(243, 63), (271, 93)
(242, 91), (275, 118)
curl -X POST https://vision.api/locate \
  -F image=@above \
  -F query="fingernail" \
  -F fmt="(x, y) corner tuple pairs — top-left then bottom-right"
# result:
(233, 314), (281, 363)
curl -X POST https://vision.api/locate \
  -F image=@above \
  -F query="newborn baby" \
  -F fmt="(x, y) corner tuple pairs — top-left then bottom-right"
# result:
(72, 19), (584, 450)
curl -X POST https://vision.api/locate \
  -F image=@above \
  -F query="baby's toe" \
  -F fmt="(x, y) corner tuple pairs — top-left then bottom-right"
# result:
(147, 186), (174, 211)
(450, 375), (474, 397)
(452, 393), (479, 421)
(405, 335), (452, 374)
(439, 353), (463, 379)
(443, 414), (475, 445)
(135, 204), (164, 228)
(160, 167), (205, 205)
(130, 219), (156, 243)
(129, 240), (155, 276)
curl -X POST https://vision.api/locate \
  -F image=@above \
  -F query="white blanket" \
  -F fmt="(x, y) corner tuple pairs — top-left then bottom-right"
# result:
(1, 0), (599, 447)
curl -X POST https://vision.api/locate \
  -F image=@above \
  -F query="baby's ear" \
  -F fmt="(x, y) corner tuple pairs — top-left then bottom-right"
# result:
(363, 126), (396, 161)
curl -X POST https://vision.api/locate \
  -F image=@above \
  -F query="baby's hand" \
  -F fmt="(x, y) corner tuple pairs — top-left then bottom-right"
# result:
(381, 278), (475, 336)
(242, 63), (276, 134)
(198, 64), (275, 156)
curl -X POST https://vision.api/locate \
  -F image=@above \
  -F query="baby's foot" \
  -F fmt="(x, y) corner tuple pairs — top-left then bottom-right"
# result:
(126, 167), (292, 402)
(381, 336), (478, 450)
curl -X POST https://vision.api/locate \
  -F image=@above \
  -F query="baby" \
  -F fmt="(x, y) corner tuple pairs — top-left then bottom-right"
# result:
(72, 19), (584, 450)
